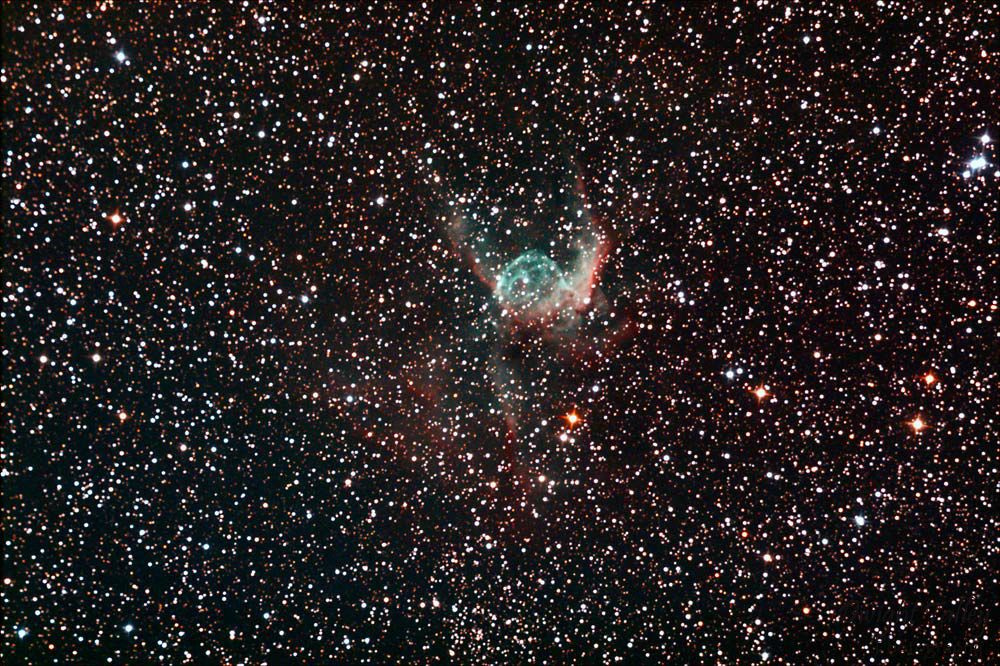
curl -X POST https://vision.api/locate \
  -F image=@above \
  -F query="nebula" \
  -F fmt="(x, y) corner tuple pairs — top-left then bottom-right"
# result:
(495, 249), (566, 317)
(445, 162), (610, 331)
(438, 161), (625, 443)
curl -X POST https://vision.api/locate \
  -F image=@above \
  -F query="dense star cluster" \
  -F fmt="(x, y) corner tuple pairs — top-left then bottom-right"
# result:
(3, 2), (998, 664)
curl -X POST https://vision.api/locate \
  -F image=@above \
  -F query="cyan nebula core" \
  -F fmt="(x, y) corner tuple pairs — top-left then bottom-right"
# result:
(495, 249), (568, 318)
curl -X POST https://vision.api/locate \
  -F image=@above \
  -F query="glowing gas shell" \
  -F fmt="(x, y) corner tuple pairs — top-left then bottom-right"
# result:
(495, 250), (568, 317)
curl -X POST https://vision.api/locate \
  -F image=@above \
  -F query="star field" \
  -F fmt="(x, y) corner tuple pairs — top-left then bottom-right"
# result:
(3, 2), (998, 664)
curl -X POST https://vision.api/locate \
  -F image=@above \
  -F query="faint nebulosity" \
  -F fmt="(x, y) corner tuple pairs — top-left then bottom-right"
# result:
(2, 3), (997, 664)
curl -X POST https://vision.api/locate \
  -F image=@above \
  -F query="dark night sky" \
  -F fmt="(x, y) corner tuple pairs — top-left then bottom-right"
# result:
(2, 2), (997, 664)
